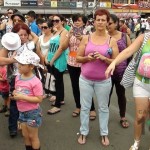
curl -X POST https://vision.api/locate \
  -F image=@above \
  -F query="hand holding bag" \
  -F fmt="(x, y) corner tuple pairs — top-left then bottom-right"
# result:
(120, 33), (150, 88)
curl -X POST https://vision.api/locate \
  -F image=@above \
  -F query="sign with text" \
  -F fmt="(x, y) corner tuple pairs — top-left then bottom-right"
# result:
(4, 0), (21, 6)
(100, 2), (111, 8)
(57, 2), (69, 8)
(44, 0), (50, 7)
(21, 0), (37, 6)
(76, 2), (82, 8)
(51, 1), (57, 8)
(70, 2), (76, 8)
(88, 2), (94, 8)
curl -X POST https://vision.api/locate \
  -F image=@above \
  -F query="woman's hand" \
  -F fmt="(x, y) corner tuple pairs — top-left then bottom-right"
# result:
(50, 61), (54, 67)
(93, 52), (106, 61)
(88, 53), (96, 61)
(105, 61), (116, 78)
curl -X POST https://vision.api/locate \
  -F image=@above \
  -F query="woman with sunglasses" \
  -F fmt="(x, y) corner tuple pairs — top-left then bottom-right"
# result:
(46, 14), (68, 114)
(0, 8), (14, 33)
(107, 14), (131, 128)
(66, 13), (96, 119)
(36, 20), (54, 98)
(76, 9), (119, 146)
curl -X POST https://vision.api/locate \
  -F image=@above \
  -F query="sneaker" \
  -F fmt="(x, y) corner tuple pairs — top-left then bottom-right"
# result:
(5, 109), (10, 117)
(0, 105), (7, 113)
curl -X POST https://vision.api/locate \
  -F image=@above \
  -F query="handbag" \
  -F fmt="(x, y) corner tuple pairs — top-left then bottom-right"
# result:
(44, 73), (56, 92)
(120, 33), (150, 88)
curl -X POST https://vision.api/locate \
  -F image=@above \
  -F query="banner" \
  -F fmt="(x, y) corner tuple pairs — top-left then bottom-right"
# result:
(112, 4), (138, 9)
(76, 2), (82, 8)
(4, 0), (21, 6)
(21, 0), (37, 6)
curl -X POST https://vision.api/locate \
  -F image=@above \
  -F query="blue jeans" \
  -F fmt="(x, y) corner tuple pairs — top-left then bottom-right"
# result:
(79, 76), (111, 136)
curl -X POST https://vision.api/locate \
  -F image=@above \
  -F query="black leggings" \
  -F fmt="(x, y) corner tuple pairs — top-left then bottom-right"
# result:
(67, 65), (95, 111)
(47, 65), (64, 108)
(109, 78), (126, 118)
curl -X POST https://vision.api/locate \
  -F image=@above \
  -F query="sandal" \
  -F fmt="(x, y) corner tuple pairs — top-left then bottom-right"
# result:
(78, 134), (86, 145)
(90, 111), (96, 120)
(120, 119), (129, 128)
(49, 96), (56, 102)
(47, 107), (61, 115)
(101, 136), (109, 146)
(129, 140), (140, 150)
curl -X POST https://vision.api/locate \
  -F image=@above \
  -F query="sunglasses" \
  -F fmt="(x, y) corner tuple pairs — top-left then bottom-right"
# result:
(52, 19), (60, 23)
(41, 26), (48, 29)
(8, 12), (13, 14)
(13, 19), (23, 23)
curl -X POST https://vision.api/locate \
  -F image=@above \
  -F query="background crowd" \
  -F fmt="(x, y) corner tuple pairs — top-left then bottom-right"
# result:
(0, 8), (150, 150)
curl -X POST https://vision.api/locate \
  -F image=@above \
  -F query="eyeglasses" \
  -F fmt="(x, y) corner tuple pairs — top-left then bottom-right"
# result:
(13, 19), (23, 23)
(41, 26), (48, 29)
(8, 12), (13, 14)
(108, 22), (113, 26)
(52, 19), (60, 23)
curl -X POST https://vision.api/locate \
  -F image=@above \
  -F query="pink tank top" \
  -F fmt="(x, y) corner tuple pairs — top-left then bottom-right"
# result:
(81, 36), (112, 81)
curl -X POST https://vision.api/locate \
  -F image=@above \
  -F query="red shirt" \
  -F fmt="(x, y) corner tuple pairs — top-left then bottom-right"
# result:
(0, 66), (9, 92)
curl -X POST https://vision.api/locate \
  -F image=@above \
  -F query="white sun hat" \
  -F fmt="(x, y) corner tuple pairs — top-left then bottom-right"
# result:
(1, 32), (21, 51)
(14, 49), (44, 69)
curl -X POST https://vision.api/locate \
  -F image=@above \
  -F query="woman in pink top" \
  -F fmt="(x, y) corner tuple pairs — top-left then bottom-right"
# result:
(67, 13), (96, 119)
(76, 9), (119, 146)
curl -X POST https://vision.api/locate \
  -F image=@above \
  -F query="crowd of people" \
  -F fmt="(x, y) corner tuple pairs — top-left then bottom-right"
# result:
(0, 8), (150, 150)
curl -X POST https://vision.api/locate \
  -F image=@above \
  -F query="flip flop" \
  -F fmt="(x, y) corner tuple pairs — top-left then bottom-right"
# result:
(101, 136), (109, 146)
(72, 111), (80, 117)
(120, 119), (129, 128)
(90, 115), (96, 120)
(78, 134), (86, 145)
(90, 111), (96, 120)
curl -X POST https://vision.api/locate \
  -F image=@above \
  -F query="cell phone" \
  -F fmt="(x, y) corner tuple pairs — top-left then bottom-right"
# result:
(73, 26), (83, 36)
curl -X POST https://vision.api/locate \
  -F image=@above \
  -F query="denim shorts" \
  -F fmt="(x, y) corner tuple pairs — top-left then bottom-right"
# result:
(18, 107), (42, 127)
(0, 91), (9, 99)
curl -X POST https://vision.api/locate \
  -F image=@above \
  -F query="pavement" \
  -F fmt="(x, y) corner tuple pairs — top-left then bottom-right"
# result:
(0, 33), (149, 150)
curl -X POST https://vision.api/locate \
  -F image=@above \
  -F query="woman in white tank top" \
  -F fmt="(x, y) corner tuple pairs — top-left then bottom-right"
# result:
(36, 20), (54, 98)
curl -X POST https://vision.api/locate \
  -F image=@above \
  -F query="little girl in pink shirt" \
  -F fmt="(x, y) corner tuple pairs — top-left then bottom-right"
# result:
(12, 49), (43, 150)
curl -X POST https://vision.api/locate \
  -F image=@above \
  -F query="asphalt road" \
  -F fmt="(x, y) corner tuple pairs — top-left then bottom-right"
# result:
(0, 34), (149, 150)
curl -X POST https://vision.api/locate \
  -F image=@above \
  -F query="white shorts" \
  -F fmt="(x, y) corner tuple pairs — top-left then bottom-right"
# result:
(133, 77), (150, 98)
